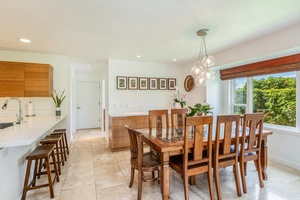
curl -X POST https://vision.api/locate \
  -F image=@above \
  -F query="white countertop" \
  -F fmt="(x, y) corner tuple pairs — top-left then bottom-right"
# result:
(0, 115), (67, 148)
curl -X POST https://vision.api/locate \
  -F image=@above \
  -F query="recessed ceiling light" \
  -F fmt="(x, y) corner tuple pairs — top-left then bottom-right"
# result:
(173, 59), (177, 62)
(20, 38), (31, 43)
(137, 55), (141, 58)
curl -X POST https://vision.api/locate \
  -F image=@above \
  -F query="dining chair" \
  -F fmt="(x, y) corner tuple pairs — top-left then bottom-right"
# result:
(125, 125), (161, 200)
(239, 113), (264, 194)
(169, 115), (214, 200)
(148, 109), (169, 130)
(171, 108), (188, 128)
(214, 114), (242, 199)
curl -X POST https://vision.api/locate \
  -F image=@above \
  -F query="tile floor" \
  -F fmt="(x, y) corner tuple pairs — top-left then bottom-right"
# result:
(25, 129), (300, 200)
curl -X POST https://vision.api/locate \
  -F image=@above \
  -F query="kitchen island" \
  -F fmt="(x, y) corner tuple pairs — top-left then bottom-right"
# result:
(0, 115), (67, 200)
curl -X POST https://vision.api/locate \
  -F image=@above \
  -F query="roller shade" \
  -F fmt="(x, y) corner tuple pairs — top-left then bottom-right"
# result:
(220, 53), (300, 80)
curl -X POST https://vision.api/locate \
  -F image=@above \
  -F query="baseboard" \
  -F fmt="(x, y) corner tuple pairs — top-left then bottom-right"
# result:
(269, 155), (300, 170)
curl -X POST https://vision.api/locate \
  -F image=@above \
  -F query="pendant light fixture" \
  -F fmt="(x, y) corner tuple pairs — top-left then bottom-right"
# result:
(191, 29), (215, 87)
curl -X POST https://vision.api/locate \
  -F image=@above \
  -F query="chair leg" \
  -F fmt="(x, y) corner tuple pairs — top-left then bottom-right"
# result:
(244, 162), (247, 176)
(137, 169), (142, 200)
(256, 158), (264, 188)
(233, 164), (242, 197)
(22, 160), (32, 200)
(129, 167), (135, 188)
(183, 174), (189, 200)
(240, 161), (247, 194)
(214, 166), (222, 200)
(45, 157), (54, 198)
(207, 168), (214, 200)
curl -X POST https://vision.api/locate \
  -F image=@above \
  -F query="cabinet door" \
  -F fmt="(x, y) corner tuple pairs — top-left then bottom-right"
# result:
(0, 61), (24, 97)
(24, 63), (53, 97)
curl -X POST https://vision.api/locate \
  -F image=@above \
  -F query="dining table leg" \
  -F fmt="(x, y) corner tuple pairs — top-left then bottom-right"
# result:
(261, 136), (269, 180)
(161, 152), (170, 200)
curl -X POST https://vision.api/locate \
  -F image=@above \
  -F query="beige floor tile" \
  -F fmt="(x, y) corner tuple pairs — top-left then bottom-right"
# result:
(96, 184), (134, 200)
(60, 185), (97, 200)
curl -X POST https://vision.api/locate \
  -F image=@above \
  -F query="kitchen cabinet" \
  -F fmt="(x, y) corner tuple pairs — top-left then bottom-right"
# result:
(0, 61), (24, 97)
(0, 61), (53, 97)
(24, 63), (53, 97)
(108, 115), (149, 151)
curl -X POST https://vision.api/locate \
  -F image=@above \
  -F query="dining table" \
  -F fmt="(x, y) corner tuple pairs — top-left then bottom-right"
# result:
(133, 127), (273, 200)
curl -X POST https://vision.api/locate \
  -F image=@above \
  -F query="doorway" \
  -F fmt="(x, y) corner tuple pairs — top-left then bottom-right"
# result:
(77, 81), (101, 129)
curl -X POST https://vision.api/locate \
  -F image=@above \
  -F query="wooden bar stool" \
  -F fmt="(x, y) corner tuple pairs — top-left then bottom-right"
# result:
(40, 135), (64, 175)
(22, 145), (59, 200)
(51, 129), (69, 156)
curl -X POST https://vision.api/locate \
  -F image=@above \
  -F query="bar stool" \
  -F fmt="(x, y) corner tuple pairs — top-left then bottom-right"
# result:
(51, 129), (69, 157)
(40, 135), (64, 175)
(22, 145), (59, 200)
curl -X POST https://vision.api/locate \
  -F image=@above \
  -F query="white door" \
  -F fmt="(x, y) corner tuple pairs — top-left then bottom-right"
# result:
(77, 81), (101, 129)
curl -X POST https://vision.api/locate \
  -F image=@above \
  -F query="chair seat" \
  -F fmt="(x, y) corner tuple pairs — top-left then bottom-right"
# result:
(132, 152), (161, 170)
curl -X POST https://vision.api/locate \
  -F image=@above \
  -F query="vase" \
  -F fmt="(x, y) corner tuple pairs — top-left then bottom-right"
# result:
(174, 103), (181, 109)
(56, 107), (61, 116)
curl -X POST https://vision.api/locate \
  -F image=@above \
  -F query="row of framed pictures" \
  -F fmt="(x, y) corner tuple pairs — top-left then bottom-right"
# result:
(117, 76), (176, 90)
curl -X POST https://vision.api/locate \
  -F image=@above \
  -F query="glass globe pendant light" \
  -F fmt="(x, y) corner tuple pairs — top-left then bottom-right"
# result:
(191, 29), (215, 86)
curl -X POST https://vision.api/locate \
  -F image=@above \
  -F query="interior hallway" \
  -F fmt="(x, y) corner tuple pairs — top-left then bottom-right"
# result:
(25, 129), (300, 200)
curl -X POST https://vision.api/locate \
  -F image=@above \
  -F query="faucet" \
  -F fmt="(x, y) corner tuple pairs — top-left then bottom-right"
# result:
(2, 97), (23, 125)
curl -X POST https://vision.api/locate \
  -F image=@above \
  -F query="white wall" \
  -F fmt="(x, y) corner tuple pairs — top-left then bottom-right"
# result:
(108, 59), (183, 114)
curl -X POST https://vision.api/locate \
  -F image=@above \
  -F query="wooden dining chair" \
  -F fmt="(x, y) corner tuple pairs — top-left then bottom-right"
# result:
(148, 109), (169, 130)
(125, 125), (161, 200)
(214, 114), (242, 199)
(169, 116), (214, 200)
(239, 113), (264, 194)
(171, 108), (188, 128)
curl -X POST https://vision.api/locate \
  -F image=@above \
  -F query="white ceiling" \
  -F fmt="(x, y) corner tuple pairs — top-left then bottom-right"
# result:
(1, 0), (300, 70)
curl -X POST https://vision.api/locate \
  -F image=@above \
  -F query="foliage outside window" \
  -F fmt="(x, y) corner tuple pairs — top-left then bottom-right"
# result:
(233, 78), (247, 115)
(233, 72), (296, 127)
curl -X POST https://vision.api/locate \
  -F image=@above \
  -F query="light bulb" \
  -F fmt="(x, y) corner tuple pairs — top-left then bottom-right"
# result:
(194, 75), (207, 87)
(206, 70), (216, 80)
(191, 64), (204, 76)
(202, 55), (215, 67)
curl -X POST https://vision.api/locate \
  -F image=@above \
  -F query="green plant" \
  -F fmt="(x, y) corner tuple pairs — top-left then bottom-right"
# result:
(187, 103), (213, 117)
(173, 87), (186, 108)
(51, 89), (66, 107)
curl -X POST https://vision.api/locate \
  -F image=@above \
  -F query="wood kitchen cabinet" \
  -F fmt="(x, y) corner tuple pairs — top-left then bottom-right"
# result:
(108, 115), (149, 151)
(0, 61), (25, 97)
(24, 63), (53, 97)
(0, 61), (53, 97)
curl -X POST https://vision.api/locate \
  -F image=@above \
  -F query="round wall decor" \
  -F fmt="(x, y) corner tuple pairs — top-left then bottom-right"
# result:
(184, 75), (194, 92)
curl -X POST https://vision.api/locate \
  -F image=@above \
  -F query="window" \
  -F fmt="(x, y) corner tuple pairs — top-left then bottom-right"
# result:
(232, 72), (296, 127)
(233, 78), (247, 115)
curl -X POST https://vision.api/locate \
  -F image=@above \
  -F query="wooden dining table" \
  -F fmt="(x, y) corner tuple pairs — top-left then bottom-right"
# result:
(133, 127), (273, 200)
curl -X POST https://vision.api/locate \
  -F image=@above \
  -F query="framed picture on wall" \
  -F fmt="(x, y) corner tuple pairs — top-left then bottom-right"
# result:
(159, 78), (167, 90)
(168, 78), (176, 90)
(149, 78), (158, 90)
(128, 77), (138, 90)
(139, 77), (148, 90)
(117, 76), (127, 90)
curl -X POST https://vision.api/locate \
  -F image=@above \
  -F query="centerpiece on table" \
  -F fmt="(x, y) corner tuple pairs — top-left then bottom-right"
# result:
(187, 100), (213, 116)
(51, 89), (66, 116)
(173, 87), (187, 108)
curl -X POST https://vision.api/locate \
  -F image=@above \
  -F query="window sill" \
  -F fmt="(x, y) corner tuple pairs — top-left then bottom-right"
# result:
(263, 123), (300, 136)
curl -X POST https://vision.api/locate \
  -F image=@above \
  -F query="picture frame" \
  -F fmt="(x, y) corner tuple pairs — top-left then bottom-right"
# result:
(128, 77), (138, 90)
(139, 77), (148, 90)
(149, 78), (158, 90)
(159, 78), (167, 90)
(168, 78), (176, 90)
(116, 76), (127, 90)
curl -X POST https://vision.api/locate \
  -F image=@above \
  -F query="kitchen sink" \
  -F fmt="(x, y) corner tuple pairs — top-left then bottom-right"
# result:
(0, 122), (13, 129)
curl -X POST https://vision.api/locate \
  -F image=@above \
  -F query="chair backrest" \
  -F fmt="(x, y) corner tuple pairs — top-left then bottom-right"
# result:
(171, 108), (188, 128)
(215, 114), (240, 163)
(184, 115), (213, 170)
(240, 113), (264, 155)
(148, 109), (169, 130)
(125, 125), (143, 167)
